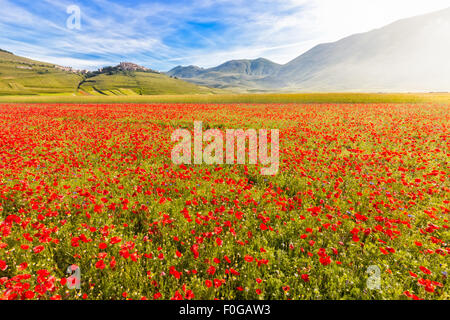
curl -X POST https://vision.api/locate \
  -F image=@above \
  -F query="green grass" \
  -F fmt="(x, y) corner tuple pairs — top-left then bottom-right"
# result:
(0, 92), (449, 104)
(0, 51), (82, 95)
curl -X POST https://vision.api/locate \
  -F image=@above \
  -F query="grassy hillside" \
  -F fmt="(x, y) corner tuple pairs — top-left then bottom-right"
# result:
(0, 50), (222, 96)
(0, 50), (82, 95)
(79, 71), (220, 96)
(0, 92), (449, 104)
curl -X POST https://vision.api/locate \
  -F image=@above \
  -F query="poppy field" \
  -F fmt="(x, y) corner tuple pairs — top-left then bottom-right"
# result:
(0, 103), (448, 300)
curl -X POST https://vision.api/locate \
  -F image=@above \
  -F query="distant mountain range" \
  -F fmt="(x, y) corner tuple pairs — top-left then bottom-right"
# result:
(167, 7), (450, 92)
(167, 58), (282, 91)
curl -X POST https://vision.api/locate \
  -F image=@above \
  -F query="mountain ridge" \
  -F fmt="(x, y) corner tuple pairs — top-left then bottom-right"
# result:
(166, 58), (282, 91)
(167, 7), (450, 92)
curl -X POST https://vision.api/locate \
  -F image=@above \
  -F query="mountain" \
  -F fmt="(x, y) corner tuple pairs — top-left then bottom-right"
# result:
(209, 58), (281, 76)
(168, 7), (450, 92)
(0, 52), (219, 96)
(265, 6), (450, 92)
(167, 65), (206, 78)
(167, 58), (281, 91)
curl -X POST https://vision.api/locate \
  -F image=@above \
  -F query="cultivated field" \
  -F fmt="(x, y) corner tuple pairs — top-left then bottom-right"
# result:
(0, 102), (448, 300)
(0, 50), (82, 96)
(0, 92), (450, 104)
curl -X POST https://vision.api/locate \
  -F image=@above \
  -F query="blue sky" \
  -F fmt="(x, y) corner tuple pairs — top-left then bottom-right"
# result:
(0, 0), (449, 71)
